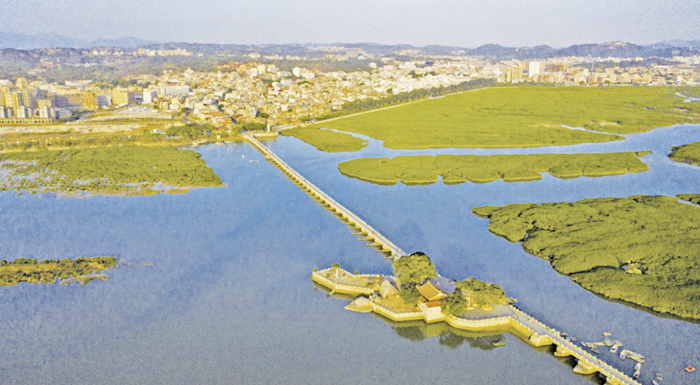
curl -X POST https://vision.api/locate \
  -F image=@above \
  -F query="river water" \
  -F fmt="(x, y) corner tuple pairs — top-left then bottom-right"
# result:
(1, 123), (700, 384)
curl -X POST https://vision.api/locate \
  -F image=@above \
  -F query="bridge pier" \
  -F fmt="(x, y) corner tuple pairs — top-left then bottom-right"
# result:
(573, 359), (598, 374)
(554, 343), (573, 357)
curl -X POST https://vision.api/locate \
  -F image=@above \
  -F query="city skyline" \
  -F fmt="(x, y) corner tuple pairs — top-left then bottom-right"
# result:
(0, 0), (699, 48)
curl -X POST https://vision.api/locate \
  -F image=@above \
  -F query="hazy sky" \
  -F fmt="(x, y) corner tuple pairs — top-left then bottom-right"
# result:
(1, 0), (699, 47)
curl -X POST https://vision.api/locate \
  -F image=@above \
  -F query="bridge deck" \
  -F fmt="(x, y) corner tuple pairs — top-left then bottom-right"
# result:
(509, 306), (641, 385)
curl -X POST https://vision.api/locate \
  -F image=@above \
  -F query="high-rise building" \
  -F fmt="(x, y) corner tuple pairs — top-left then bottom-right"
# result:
(142, 90), (157, 104)
(3, 92), (22, 110)
(15, 77), (29, 89)
(505, 64), (524, 83)
(111, 88), (134, 106)
(16, 106), (29, 118)
(81, 91), (99, 109)
(547, 63), (568, 73)
(529, 61), (541, 77)
(97, 94), (111, 107)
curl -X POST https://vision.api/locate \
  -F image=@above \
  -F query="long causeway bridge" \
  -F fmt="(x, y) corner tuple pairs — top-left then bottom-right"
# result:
(245, 134), (406, 259)
(247, 134), (641, 385)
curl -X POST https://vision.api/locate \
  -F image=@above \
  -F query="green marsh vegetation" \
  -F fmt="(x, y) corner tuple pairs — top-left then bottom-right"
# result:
(0, 257), (117, 286)
(0, 120), (241, 152)
(281, 127), (367, 152)
(0, 146), (223, 196)
(338, 152), (650, 185)
(473, 195), (700, 320)
(669, 141), (700, 166)
(287, 86), (699, 152)
(678, 193), (700, 205)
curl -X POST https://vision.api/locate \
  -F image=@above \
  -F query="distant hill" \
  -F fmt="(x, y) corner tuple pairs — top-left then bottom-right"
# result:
(656, 40), (700, 49)
(465, 41), (698, 59)
(0, 33), (158, 49)
(0, 33), (698, 59)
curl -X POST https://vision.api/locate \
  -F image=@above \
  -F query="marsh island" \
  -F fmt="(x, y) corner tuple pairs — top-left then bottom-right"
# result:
(0, 146), (223, 196)
(338, 152), (650, 185)
(0, 256), (117, 286)
(473, 195), (700, 320)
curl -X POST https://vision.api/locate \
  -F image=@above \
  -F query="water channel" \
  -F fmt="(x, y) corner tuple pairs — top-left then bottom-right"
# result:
(1, 123), (700, 384)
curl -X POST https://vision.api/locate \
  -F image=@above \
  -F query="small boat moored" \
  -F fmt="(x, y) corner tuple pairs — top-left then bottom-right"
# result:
(685, 365), (696, 372)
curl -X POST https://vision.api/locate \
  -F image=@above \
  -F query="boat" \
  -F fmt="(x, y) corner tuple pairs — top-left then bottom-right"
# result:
(686, 366), (696, 372)
(570, 336), (578, 342)
(603, 332), (611, 337)
(492, 341), (506, 347)
(652, 381), (659, 385)
(590, 346), (600, 354)
(634, 362), (642, 371)
(610, 344), (619, 353)
(656, 373), (663, 381)
(633, 370), (640, 379)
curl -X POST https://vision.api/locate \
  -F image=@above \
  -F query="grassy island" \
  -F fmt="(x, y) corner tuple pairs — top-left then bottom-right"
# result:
(285, 86), (699, 151)
(280, 127), (367, 152)
(0, 146), (223, 196)
(337, 152), (650, 185)
(0, 257), (117, 286)
(473, 195), (700, 320)
(669, 141), (700, 166)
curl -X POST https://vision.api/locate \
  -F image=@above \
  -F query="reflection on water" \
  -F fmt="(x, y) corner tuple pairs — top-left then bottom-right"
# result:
(382, 315), (506, 350)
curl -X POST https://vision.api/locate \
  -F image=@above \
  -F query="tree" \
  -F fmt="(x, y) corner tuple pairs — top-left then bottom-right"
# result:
(392, 252), (437, 286)
(441, 290), (468, 317)
(459, 278), (509, 306)
(399, 285), (420, 306)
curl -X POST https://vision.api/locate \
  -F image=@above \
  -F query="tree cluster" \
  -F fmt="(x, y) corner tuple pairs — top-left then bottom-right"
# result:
(393, 252), (438, 306)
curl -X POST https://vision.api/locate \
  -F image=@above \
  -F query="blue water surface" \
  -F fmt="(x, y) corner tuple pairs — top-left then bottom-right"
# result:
(0, 123), (699, 384)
